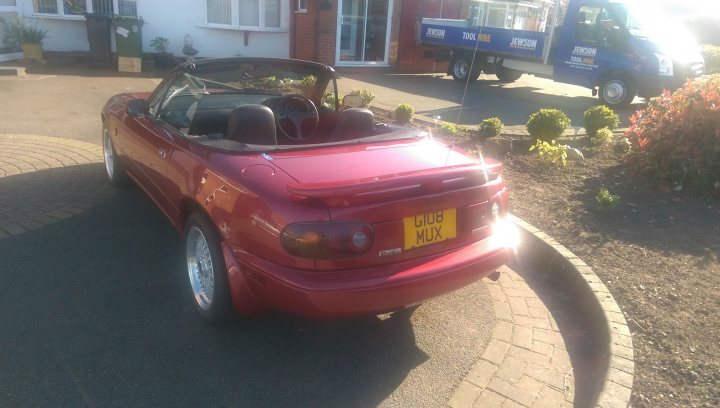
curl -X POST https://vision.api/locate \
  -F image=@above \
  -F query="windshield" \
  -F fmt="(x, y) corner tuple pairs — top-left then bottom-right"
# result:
(607, 1), (654, 38)
(163, 60), (338, 111)
(607, 0), (701, 60)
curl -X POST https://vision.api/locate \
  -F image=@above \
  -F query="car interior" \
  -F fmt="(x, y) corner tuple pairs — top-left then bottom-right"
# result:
(147, 63), (409, 150)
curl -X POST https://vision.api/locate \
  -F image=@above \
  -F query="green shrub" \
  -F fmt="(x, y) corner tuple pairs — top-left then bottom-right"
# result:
(626, 74), (720, 196)
(296, 75), (317, 96)
(3, 18), (47, 44)
(592, 127), (614, 146)
(584, 105), (619, 137)
(526, 109), (571, 142)
(0, 18), (21, 52)
(149, 36), (170, 54)
(596, 187), (620, 212)
(322, 91), (336, 109)
(478, 117), (504, 138)
(701, 45), (720, 74)
(394, 103), (414, 124)
(439, 122), (459, 135)
(529, 139), (568, 167)
(348, 88), (375, 108)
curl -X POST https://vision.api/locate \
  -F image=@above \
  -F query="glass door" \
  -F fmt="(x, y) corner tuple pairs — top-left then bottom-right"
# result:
(337, 0), (392, 65)
(0, 0), (21, 62)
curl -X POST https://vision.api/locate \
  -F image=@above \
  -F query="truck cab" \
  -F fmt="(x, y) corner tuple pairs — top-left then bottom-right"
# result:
(553, 0), (705, 106)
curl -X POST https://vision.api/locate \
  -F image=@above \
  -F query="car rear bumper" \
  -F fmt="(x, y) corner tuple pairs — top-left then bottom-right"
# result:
(225, 234), (511, 318)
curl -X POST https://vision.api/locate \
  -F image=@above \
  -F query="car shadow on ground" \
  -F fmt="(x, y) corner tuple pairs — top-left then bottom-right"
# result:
(0, 179), (427, 407)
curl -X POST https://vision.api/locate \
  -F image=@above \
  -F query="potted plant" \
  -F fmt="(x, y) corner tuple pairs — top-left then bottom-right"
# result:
(149, 36), (174, 69)
(8, 19), (47, 62)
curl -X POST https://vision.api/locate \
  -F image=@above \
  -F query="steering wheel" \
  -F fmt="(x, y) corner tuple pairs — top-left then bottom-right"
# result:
(275, 94), (320, 141)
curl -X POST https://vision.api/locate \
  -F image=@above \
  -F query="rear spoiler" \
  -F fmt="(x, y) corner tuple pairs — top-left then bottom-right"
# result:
(287, 162), (502, 200)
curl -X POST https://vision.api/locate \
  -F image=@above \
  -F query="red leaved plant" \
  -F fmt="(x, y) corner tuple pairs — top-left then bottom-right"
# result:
(626, 75), (720, 196)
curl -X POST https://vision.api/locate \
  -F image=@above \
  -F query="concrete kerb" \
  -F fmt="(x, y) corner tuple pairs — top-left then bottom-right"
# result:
(510, 215), (634, 408)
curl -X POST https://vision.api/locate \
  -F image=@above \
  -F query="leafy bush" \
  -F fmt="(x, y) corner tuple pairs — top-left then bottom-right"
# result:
(626, 74), (720, 196)
(479, 117), (504, 138)
(701, 45), (720, 74)
(584, 105), (619, 137)
(526, 109), (571, 142)
(322, 92), (336, 109)
(348, 88), (375, 108)
(596, 187), (620, 212)
(592, 127), (614, 146)
(3, 18), (47, 44)
(0, 18), (21, 52)
(296, 75), (317, 96)
(149, 36), (170, 54)
(529, 139), (568, 167)
(439, 122), (459, 135)
(394, 103), (414, 124)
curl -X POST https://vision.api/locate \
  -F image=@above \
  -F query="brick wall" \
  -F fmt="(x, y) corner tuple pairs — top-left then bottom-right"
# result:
(291, 0), (337, 65)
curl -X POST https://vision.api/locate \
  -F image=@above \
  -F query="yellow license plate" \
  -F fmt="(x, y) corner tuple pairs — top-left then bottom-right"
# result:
(403, 209), (457, 250)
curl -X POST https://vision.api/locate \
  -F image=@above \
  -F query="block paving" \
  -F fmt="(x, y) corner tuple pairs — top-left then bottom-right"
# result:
(0, 134), (112, 239)
(448, 263), (597, 408)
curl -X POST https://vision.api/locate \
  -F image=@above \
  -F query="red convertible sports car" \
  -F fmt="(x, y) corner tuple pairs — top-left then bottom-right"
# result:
(102, 58), (514, 321)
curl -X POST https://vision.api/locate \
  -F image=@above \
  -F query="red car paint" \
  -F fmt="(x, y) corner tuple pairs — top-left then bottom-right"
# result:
(102, 59), (510, 318)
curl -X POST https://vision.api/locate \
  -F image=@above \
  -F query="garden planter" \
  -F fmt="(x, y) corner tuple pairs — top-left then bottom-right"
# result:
(21, 43), (43, 62)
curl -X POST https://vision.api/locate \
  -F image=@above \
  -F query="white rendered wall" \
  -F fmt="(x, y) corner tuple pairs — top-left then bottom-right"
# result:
(19, 0), (290, 58)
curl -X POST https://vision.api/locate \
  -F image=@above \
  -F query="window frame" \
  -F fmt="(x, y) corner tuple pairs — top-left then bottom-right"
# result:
(32, 0), (136, 19)
(296, 0), (307, 13)
(205, 0), (288, 31)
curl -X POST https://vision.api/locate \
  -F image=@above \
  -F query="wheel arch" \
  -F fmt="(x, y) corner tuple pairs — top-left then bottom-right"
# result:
(595, 68), (636, 89)
(179, 199), (218, 238)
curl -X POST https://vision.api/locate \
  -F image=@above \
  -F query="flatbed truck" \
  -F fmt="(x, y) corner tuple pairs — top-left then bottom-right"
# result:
(419, 0), (706, 107)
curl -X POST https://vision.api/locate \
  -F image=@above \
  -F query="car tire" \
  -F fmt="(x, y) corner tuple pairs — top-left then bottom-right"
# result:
(495, 66), (523, 83)
(599, 75), (636, 108)
(450, 56), (480, 82)
(185, 212), (233, 323)
(102, 127), (130, 187)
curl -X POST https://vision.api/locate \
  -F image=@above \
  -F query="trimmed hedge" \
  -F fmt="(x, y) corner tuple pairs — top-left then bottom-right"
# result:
(527, 109), (571, 142)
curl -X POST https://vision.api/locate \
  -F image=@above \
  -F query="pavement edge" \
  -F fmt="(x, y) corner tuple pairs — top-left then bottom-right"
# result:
(510, 214), (635, 408)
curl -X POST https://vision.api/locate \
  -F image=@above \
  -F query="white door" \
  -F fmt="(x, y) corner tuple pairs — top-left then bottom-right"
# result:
(0, 0), (22, 62)
(336, 0), (393, 66)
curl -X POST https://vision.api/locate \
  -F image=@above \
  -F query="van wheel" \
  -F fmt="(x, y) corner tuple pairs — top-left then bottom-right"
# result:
(450, 56), (480, 82)
(495, 67), (523, 83)
(599, 75), (635, 107)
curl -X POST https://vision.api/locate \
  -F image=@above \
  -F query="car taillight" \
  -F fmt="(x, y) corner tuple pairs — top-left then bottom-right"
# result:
(281, 222), (375, 259)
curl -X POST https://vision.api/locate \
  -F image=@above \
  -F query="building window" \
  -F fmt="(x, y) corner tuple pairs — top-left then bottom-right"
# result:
(206, 0), (284, 30)
(207, 0), (231, 25)
(297, 0), (307, 12)
(33, 0), (137, 17)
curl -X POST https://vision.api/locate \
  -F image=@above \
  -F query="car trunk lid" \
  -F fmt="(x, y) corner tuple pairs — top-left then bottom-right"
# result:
(268, 139), (506, 270)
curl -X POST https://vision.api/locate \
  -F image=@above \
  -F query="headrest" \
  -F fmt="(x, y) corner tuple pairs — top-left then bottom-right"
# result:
(225, 104), (277, 145)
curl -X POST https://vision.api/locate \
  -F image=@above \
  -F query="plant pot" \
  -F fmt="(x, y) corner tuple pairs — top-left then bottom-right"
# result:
(153, 53), (176, 69)
(22, 43), (43, 62)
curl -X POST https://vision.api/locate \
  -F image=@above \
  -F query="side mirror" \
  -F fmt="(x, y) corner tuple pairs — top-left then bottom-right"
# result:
(342, 94), (365, 109)
(126, 99), (149, 118)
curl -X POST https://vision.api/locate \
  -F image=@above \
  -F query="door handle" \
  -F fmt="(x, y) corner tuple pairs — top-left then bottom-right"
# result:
(158, 148), (168, 159)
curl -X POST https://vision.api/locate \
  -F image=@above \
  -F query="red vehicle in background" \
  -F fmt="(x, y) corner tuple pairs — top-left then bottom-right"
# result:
(101, 58), (513, 322)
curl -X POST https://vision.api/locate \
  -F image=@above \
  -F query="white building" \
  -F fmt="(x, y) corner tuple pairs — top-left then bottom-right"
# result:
(0, 0), (291, 61)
